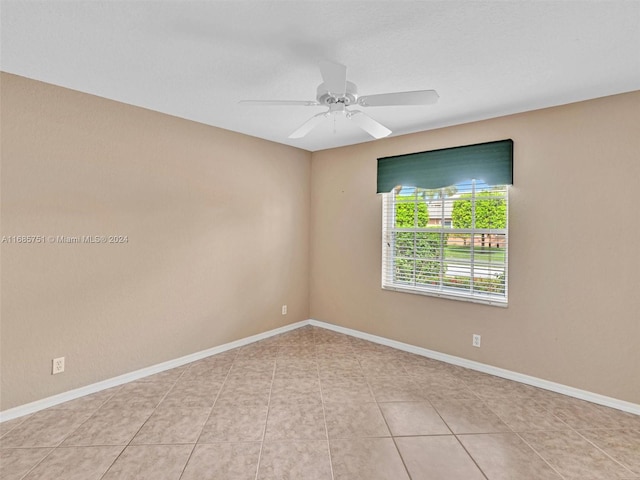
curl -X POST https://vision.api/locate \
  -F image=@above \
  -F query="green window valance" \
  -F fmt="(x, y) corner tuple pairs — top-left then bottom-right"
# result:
(377, 139), (513, 193)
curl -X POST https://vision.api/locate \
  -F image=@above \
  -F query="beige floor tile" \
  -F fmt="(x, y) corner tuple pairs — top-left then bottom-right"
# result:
(409, 369), (467, 385)
(368, 376), (426, 402)
(528, 388), (594, 409)
(0, 448), (52, 480)
(315, 351), (359, 362)
(0, 416), (31, 440)
(102, 381), (173, 410)
(313, 330), (352, 345)
(222, 374), (273, 390)
(321, 376), (375, 403)
(4, 326), (638, 480)
(459, 433), (562, 479)
(49, 387), (120, 411)
(228, 359), (276, 377)
(22, 446), (123, 480)
(180, 442), (261, 480)
(414, 375), (479, 401)
(269, 377), (322, 405)
(355, 344), (403, 358)
(315, 344), (354, 355)
(349, 337), (379, 349)
(257, 440), (332, 480)
(401, 354), (448, 371)
(359, 358), (407, 377)
(276, 328), (317, 345)
(550, 401), (639, 430)
(403, 364), (455, 380)
(386, 350), (420, 363)
(324, 402), (390, 438)
(484, 398), (572, 432)
(274, 359), (319, 379)
(178, 361), (230, 383)
(452, 367), (489, 382)
(265, 403), (327, 441)
(330, 437), (409, 480)
(458, 371), (502, 387)
(379, 401), (450, 436)
(578, 429), (640, 476)
(464, 374), (542, 400)
(101, 444), (193, 480)
(0, 410), (93, 448)
(317, 356), (364, 378)
(396, 435), (485, 480)
(62, 407), (153, 446)
(190, 354), (236, 368)
(131, 407), (210, 445)
(236, 345), (279, 360)
(583, 404), (640, 429)
(520, 430), (635, 479)
(158, 380), (223, 409)
(198, 404), (268, 442)
(277, 345), (317, 360)
(216, 377), (272, 406)
(431, 398), (511, 434)
(216, 391), (271, 407)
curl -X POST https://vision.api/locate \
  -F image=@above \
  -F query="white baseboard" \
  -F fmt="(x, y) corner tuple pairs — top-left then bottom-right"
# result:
(3, 318), (638, 422)
(0, 320), (308, 423)
(308, 319), (640, 416)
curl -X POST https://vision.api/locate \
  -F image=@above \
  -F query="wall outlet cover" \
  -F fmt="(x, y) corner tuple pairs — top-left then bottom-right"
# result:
(52, 357), (65, 374)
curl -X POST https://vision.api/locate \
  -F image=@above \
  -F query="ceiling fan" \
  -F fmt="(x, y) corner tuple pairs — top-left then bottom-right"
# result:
(240, 61), (439, 139)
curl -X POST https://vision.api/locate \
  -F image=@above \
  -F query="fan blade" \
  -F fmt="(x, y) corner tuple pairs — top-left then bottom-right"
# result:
(348, 110), (392, 139)
(239, 100), (320, 106)
(357, 89), (439, 107)
(319, 61), (347, 95)
(288, 112), (328, 139)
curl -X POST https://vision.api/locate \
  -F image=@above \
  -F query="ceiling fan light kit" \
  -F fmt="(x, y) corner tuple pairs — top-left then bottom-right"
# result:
(240, 61), (438, 140)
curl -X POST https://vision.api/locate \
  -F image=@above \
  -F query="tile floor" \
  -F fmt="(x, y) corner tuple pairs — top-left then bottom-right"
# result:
(1, 325), (639, 479)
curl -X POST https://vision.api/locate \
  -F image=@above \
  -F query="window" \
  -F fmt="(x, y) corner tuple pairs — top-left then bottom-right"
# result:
(382, 181), (508, 305)
(377, 139), (513, 306)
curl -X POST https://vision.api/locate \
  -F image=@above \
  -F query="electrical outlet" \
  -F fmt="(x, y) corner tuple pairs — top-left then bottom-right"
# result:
(281, 305), (287, 315)
(52, 357), (65, 374)
(472, 334), (481, 348)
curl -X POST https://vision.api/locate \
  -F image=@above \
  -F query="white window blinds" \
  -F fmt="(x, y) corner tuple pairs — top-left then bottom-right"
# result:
(382, 180), (508, 306)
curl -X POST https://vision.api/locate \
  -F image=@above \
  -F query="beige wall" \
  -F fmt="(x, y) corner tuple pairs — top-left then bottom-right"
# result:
(2, 72), (638, 412)
(0, 73), (311, 410)
(310, 91), (640, 404)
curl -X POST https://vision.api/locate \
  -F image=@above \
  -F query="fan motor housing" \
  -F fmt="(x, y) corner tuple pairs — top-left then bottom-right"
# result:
(317, 81), (358, 106)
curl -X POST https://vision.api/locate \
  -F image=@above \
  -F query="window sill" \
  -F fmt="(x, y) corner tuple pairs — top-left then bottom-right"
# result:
(382, 284), (508, 308)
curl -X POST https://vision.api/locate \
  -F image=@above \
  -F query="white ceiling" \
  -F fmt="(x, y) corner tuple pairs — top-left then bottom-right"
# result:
(2, 1), (639, 152)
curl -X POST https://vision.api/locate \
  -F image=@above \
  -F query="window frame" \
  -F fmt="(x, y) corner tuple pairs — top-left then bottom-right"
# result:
(381, 180), (509, 307)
